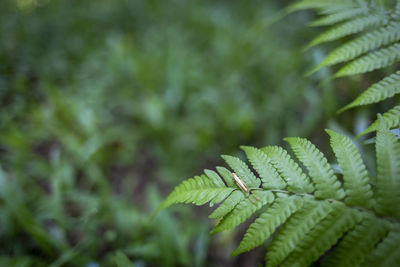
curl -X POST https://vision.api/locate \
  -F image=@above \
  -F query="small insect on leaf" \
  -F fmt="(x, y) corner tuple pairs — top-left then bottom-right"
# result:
(232, 173), (249, 193)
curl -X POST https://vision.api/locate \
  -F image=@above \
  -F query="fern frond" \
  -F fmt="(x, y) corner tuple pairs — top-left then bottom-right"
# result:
(285, 137), (344, 200)
(326, 130), (373, 207)
(209, 190), (244, 219)
(265, 199), (333, 267)
(362, 225), (400, 266)
(281, 202), (362, 267)
(308, 7), (367, 27)
(262, 146), (314, 193)
(357, 105), (400, 136)
(210, 190), (274, 234)
(160, 129), (400, 265)
(241, 146), (286, 190)
(335, 43), (400, 77)
(216, 166), (236, 188)
(232, 194), (304, 256)
(340, 70), (400, 112)
(315, 22), (400, 71)
(221, 155), (261, 188)
(306, 15), (388, 49)
(375, 117), (400, 218)
(322, 213), (389, 267)
(158, 175), (234, 211)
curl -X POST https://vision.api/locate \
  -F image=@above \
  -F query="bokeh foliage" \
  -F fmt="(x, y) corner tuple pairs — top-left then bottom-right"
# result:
(0, 0), (356, 266)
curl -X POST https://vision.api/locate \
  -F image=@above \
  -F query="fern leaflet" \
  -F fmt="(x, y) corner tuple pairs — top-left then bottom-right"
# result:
(340, 70), (400, 112)
(262, 146), (314, 193)
(358, 105), (400, 136)
(326, 129), (373, 207)
(241, 146), (286, 190)
(307, 14), (388, 49)
(221, 155), (261, 188)
(313, 22), (400, 72)
(335, 43), (400, 77)
(285, 137), (344, 199)
(281, 202), (361, 267)
(210, 190), (274, 234)
(363, 225), (400, 266)
(308, 7), (367, 27)
(216, 166), (236, 188)
(208, 190), (244, 219)
(322, 213), (389, 267)
(375, 117), (400, 218)
(157, 175), (233, 211)
(265, 199), (332, 267)
(232, 194), (304, 256)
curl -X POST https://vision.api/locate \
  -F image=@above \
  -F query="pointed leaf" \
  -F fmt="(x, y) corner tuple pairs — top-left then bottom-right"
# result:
(316, 22), (400, 71)
(221, 155), (261, 188)
(232, 194), (304, 256)
(158, 175), (233, 211)
(241, 146), (286, 190)
(358, 105), (400, 136)
(210, 190), (274, 234)
(326, 130), (373, 207)
(216, 166), (236, 188)
(281, 202), (362, 267)
(266, 199), (333, 267)
(262, 146), (314, 193)
(375, 117), (400, 217)
(204, 169), (226, 187)
(285, 137), (344, 199)
(335, 43), (400, 77)
(340, 70), (400, 112)
(322, 213), (389, 267)
(209, 190), (244, 219)
(306, 14), (388, 49)
(362, 225), (400, 267)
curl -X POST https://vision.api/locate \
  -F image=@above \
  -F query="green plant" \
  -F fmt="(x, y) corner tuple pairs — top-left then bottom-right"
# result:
(287, 0), (400, 135)
(159, 118), (400, 266)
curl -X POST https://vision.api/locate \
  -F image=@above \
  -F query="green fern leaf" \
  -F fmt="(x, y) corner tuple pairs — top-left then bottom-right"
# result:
(262, 146), (314, 193)
(204, 169), (226, 187)
(357, 105), (400, 136)
(285, 137), (344, 199)
(241, 146), (286, 190)
(281, 202), (362, 267)
(210, 190), (274, 234)
(322, 213), (389, 267)
(232, 194), (304, 256)
(326, 130), (373, 207)
(340, 70), (400, 112)
(375, 117), (400, 218)
(335, 43), (400, 77)
(216, 166), (236, 188)
(221, 155), (261, 188)
(158, 175), (234, 211)
(209, 190), (244, 219)
(306, 14), (388, 49)
(265, 199), (333, 267)
(314, 22), (400, 71)
(362, 225), (400, 267)
(308, 7), (367, 27)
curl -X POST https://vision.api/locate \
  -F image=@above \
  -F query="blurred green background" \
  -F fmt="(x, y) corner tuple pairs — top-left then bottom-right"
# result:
(0, 0), (380, 266)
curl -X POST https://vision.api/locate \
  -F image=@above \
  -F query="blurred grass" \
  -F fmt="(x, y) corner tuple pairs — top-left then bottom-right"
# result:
(0, 0), (341, 266)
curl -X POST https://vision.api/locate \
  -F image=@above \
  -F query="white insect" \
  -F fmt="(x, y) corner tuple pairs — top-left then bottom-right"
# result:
(232, 172), (260, 205)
